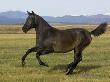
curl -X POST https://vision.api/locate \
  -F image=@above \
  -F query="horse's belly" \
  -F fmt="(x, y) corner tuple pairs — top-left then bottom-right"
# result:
(53, 41), (77, 53)
(53, 31), (81, 53)
(54, 47), (73, 53)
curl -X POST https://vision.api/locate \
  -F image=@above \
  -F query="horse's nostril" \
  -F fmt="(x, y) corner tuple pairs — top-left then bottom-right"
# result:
(22, 27), (25, 31)
(22, 27), (27, 33)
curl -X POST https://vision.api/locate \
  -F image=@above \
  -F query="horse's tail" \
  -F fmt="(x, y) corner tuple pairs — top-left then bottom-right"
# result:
(90, 22), (107, 36)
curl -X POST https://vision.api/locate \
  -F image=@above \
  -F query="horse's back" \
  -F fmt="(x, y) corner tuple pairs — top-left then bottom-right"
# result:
(52, 28), (92, 53)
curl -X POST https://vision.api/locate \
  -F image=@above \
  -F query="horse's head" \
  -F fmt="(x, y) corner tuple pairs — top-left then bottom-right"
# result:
(22, 11), (38, 33)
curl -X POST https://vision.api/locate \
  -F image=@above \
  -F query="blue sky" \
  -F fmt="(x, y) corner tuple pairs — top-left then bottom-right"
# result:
(0, 0), (110, 16)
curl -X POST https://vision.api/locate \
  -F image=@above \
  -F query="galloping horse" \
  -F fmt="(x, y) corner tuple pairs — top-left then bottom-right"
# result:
(21, 11), (107, 75)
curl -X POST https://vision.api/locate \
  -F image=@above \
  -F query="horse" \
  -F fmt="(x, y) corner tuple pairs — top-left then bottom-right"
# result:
(21, 11), (107, 75)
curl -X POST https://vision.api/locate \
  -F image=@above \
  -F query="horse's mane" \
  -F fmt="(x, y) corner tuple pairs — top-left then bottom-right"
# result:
(36, 15), (51, 28)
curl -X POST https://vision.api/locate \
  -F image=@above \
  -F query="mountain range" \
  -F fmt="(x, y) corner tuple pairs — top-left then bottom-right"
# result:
(0, 11), (110, 24)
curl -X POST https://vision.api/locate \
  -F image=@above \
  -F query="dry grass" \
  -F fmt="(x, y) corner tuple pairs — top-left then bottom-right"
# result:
(0, 24), (109, 34)
(0, 24), (110, 82)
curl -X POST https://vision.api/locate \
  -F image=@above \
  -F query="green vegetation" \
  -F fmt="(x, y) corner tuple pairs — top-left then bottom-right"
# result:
(0, 25), (110, 82)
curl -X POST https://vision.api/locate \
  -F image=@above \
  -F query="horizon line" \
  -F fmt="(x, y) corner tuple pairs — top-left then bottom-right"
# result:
(0, 10), (110, 17)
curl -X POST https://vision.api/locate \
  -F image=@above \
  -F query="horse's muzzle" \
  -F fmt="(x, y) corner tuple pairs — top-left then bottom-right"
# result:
(22, 26), (28, 33)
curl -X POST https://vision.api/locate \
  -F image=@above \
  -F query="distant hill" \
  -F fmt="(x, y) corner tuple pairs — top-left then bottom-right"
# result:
(0, 11), (110, 24)
(0, 11), (27, 24)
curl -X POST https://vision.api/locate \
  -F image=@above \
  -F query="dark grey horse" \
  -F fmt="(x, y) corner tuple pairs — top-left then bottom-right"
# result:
(21, 11), (107, 75)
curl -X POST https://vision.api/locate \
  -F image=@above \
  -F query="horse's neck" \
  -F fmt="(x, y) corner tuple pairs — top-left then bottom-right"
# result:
(39, 22), (51, 31)
(37, 16), (52, 33)
(35, 17), (50, 46)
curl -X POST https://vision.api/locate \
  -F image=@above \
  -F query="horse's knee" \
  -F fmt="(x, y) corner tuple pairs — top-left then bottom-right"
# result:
(26, 47), (36, 54)
(22, 47), (36, 61)
(28, 48), (35, 52)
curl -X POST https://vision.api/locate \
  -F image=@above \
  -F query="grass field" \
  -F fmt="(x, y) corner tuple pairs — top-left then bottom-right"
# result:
(0, 24), (110, 82)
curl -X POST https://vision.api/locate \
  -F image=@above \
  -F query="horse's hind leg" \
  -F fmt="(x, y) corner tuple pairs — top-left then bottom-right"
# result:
(21, 47), (36, 66)
(66, 49), (82, 75)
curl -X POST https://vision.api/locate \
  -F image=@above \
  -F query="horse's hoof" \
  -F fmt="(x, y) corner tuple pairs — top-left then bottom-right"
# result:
(39, 62), (49, 67)
(65, 64), (71, 72)
(65, 66), (74, 75)
(66, 69), (73, 75)
(44, 63), (49, 67)
(22, 61), (25, 67)
(65, 68), (69, 73)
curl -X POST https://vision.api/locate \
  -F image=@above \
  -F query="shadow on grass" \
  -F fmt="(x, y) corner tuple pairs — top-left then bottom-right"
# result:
(74, 65), (101, 74)
(49, 64), (101, 74)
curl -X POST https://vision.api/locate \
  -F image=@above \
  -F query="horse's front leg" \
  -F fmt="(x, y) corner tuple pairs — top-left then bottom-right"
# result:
(36, 53), (49, 67)
(35, 47), (54, 67)
(21, 47), (36, 66)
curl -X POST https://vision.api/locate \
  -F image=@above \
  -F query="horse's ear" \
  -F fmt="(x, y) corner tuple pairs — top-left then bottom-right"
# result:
(32, 11), (35, 15)
(27, 11), (31, 15)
